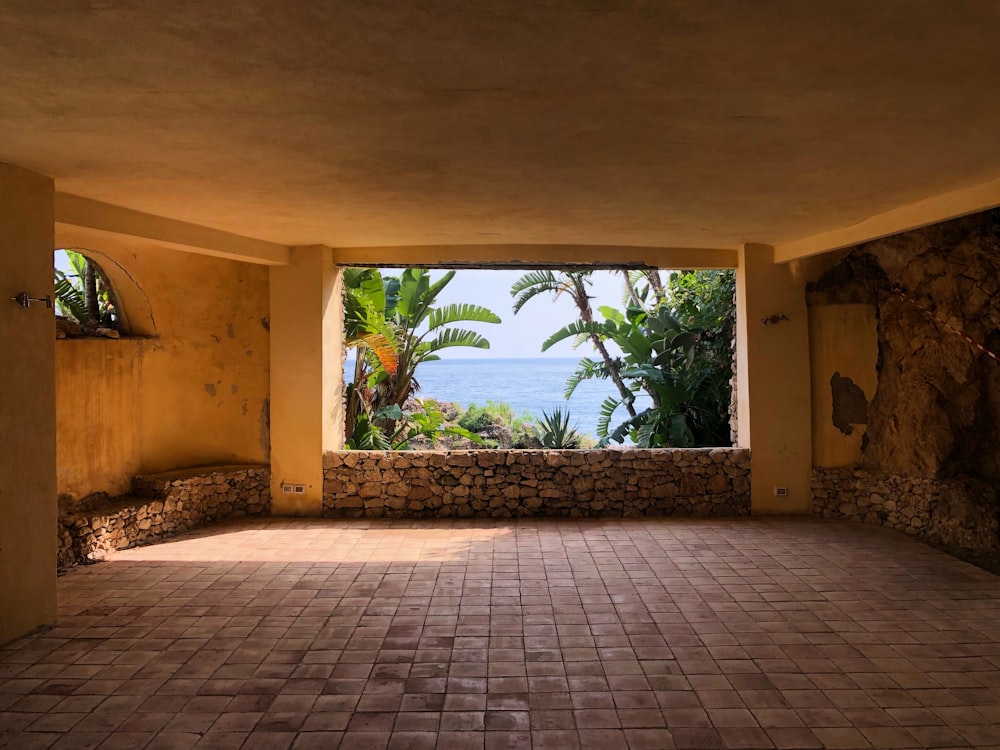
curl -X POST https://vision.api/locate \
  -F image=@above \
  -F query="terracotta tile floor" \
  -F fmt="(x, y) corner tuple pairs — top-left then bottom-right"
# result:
(3, 517), (1000, 749)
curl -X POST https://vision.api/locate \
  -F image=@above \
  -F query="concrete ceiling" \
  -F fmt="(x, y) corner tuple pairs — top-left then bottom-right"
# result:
(4, 1), (1000, 254)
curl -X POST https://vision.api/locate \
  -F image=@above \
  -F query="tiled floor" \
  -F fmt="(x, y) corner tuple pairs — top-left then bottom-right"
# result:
(2, 518), (1000, 749)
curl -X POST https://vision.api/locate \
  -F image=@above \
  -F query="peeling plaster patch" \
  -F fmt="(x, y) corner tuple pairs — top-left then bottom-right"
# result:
(231, 384), (239, 395)
(245, 349), (253, 357)
(204, 383), (217, 396)
(260, 317), (270, 331)
(227, 323), (236, 339)
(830, 372), (868, 435)
(211, 334), (221, 344)
(242, 399), (249, 416)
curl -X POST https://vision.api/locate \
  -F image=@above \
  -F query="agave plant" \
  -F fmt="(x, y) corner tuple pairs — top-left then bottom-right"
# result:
(538, 407), (581, 449)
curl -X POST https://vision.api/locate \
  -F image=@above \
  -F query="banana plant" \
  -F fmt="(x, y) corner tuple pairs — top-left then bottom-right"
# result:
(344, 268), (500, 447)
(542, 298), (723, 448)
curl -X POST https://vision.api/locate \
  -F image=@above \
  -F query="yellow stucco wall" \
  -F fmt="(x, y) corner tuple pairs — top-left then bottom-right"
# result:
(53, 227), (270, 499)
(809, 304), (879, 468)
(55, 340), (142, 500)
(0, 164), (57, 643)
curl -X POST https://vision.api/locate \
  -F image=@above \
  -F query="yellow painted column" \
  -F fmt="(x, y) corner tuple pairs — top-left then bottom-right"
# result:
(736, 244), (812, 513)
(0, 164), (57, 643)
(268, 246), (344, 515)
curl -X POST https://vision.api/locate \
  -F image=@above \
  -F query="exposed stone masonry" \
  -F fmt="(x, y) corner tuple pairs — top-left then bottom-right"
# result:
(812, 467), (999, 571)
(807, 210), (1000, 569)
(58, 464), (269, 570)
(323, 448), (750, 518)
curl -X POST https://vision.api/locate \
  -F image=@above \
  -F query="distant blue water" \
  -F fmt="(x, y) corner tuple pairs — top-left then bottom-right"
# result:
(345, 357), (650, 440)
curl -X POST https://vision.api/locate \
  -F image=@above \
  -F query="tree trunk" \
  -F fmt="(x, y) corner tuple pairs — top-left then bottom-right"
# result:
(645, 269), (665, 305)
(571, 275), (637, 418)
(83, 261), (100, 324)
(621, 270), (643, 308)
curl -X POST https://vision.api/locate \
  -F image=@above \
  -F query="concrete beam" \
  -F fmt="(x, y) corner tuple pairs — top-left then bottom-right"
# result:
(332, 244), (738, 269)
(56, 193), (290, 266)
(773, 176), (1000, 262)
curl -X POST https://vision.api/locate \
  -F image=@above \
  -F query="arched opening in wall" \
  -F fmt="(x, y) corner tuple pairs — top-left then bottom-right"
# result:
(53, 248), (156, 338)
(342, 265), (736, 451)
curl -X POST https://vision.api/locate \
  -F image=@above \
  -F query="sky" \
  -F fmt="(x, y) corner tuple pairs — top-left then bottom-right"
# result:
(403, 268), (632, 359)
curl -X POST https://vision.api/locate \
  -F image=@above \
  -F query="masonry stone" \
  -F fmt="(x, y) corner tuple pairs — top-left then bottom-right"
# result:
(58, 464), (269, 570)
(323, 449), (750, 519)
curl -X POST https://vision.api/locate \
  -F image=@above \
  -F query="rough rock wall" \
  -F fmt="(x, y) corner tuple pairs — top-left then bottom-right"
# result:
(58, 464), (269, 569)
(813, 469), (998, 571)
(808, 209), (1000, 565)
(323, 449), (750, 519)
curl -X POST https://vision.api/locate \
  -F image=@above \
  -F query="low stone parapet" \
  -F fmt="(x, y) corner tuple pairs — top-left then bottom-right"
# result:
(323, 448), (750, 518)
(58, 464), (269, 569)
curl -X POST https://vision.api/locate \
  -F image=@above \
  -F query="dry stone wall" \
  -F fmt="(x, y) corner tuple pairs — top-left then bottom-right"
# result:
(58, 464), (269, 569)
(813, 468), (999, 571)
(323, 448), (750, 519)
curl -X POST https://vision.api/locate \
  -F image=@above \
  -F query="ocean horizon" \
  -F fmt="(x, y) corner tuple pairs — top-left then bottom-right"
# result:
(344, 356), (650, 440)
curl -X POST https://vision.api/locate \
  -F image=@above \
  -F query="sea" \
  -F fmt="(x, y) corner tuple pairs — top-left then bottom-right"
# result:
(345, 357), (649, 440)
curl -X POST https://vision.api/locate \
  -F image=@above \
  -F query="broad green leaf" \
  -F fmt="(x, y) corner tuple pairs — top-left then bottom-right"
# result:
(425, 328), (491, 352)
(540, 320), (610, 352)
(426, 303), (501, 330)
(598, 305), (624, 325)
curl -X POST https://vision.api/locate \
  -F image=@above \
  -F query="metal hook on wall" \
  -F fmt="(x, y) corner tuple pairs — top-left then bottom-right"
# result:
(760, 313), (789, 327)
(11, 292), (53, 309)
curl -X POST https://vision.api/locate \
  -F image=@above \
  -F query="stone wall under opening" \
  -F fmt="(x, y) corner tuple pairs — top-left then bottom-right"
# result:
(322, 448), (750, 518)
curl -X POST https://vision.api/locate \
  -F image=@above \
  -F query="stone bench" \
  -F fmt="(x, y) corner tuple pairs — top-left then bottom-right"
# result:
(58, 464), (270, 569)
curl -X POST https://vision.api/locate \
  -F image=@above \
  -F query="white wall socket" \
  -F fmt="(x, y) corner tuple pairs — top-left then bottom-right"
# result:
(774, 486), (788, 497)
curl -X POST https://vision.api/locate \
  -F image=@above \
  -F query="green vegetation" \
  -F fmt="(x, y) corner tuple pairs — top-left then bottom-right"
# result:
(54, 249), (119, 330)
(538, 407), (582, 449)
(515, 268), (735, 448)
(456, 400), (541, 448)
(344, 267), (501, 449)
(344, 265), (734, 451)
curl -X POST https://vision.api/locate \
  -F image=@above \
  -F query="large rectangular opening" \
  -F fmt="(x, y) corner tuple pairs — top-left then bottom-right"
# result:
(342, 265), (736, 451)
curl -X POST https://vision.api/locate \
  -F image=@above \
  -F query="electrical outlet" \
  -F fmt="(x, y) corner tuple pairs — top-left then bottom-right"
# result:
(293, 484), (306, 494)
(281, 483), (294, 494)
(774, 486), (788, 497)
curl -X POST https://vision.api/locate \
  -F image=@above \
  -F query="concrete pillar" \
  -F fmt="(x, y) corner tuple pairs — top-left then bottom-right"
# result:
(0, 164), (56, 643)
(268, 246), (344, 515)
(736, 244), (812, 513)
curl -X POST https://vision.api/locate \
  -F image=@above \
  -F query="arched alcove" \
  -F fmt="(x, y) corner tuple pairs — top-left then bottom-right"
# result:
(54, 246), (156, 337)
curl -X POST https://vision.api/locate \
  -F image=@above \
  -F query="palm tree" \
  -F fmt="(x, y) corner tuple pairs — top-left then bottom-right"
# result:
(510, 270), (637, 417)
(540, 270), (735, 448)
